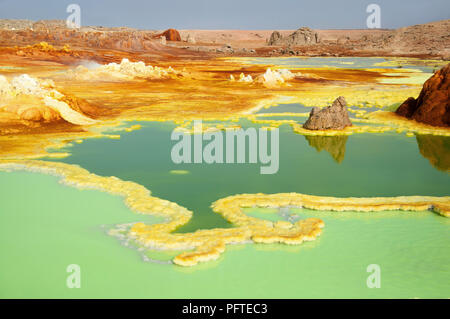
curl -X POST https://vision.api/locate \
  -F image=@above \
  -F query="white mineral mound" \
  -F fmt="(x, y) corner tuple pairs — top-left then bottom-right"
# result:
(239, 73), (253, 82)
(230, 68), (295, 87)
(257, 68), (295, 87)
(0, 74), (96, 125)
(67, 58), (178, 81)
(229, 73), (253, 83)
(0, 75), (12, 95)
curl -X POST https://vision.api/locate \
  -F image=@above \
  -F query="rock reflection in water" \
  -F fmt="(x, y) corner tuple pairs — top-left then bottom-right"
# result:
(416, 135), (450, 172)
(304, 135), (348, 163)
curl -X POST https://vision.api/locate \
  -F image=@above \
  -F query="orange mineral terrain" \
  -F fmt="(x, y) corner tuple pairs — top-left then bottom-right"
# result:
(0, 19), (449, 159)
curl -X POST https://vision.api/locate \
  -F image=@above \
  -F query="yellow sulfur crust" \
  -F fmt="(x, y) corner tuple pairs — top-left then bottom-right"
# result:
(1, 159), (449, 267)
(367, 111), (450, 136)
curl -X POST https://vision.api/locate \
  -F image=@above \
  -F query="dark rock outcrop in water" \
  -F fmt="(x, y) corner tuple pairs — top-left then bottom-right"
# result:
(305, 135), (348, 163)
(396, 63), (450, 127)
(303, 96), (352, 130)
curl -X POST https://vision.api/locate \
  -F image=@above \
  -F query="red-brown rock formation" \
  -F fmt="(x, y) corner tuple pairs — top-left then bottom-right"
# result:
(154, 29), (181, 41)
(396, 63), (450, 127)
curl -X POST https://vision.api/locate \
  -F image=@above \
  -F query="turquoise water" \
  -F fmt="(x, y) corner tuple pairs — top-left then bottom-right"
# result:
(256, 102), (313, 114)
(256, 102), (390, 117)
(228, 57), (444, 73)
(0, 66), (24, 70)
(2, 170), (447, 299)
(46, 120), (450, 232)
(1, 123), (449, 298)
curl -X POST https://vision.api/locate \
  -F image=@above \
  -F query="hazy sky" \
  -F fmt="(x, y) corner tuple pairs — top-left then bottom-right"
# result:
(0, 0), (448, 30)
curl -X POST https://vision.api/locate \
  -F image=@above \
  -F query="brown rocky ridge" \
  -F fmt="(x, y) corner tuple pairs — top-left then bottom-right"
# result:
(0, 19), (449, 58)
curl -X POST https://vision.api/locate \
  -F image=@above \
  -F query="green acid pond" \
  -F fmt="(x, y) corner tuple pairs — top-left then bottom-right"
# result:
(0, 117), (449, 298)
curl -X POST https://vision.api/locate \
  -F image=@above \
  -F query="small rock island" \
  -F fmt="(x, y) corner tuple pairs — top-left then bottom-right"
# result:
(303, 96), (352, 130)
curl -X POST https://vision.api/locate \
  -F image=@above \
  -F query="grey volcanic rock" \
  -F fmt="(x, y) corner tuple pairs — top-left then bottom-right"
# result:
(269, 27), (320, 46)
(268, 31), (282, 45)
(303, 96), (352, 130)
(285, 27), (320, 46)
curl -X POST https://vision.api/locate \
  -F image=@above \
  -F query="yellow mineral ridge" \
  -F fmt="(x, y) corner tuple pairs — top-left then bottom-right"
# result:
(367, 111), (450, 137)
(0, 160), (448, 267)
